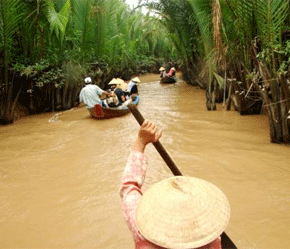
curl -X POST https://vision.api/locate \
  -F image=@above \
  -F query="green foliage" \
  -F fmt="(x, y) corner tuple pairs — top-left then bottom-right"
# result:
(62, 61), (85, 87)
(258, 41), (290, 76)
(187, 0), (213, 56)
(35, 67), (65, 88)
(221, 0), (255, 65)
(0, 0), (24, 85)
(222, 0), (289, 71)
(0, 0), (178, 121)
(255, 0), (288, 48)
(213, 72), (225, 88)
(277, 42), (290, 76)
(69, 0), (92, 50)
(13, 60), (50, 77)
(46, 0), (71, 49)
(1, 0), (177, 73)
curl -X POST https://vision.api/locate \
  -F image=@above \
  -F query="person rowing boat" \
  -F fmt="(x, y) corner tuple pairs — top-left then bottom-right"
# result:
(159, 67), (177, 83)
(119, 120), (231, 249)
(79, 77), (113, 108)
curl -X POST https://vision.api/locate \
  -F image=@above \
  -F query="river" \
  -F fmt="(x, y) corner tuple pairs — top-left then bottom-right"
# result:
(0, 74), (289, 248)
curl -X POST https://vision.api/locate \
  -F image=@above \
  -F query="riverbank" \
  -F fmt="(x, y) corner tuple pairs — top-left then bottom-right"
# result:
(9, 73), (164, 124)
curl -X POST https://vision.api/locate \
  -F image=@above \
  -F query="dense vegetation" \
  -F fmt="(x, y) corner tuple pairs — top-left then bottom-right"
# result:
(0, 0), (177, 124)
(148, 0), (290, 143)
(1, 0), (290, 143)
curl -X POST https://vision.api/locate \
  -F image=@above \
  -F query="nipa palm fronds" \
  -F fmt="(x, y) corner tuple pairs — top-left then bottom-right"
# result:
(0, 0), (24, 87)
(46, 0), (71, 48)
(255, 0), (289, 48)
(70, 0), (92, 50)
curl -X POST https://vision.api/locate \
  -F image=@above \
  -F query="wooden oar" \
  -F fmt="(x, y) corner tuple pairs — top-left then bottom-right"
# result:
(128, 104), (237, 249)
(128, 104), (182, 176)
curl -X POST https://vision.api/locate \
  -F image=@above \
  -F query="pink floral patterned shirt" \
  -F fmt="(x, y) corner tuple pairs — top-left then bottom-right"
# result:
(119, 151), (222, 249)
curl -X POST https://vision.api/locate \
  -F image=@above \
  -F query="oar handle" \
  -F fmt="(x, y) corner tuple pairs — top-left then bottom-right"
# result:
(128, 104), (237, 249)
(128, 104), (182, 176)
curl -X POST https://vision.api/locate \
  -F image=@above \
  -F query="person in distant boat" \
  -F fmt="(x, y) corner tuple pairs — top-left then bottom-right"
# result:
(119, 120), (230, 249)
(79, 77), (112, 108)
(167, 67), (176, 77)
(159, 67), (166, 78)
(108, 82), (126, 106)
(127, 77), (140, 95)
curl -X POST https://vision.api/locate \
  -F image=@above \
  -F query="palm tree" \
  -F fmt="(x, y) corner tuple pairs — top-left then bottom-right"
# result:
(46, 0), (71, 55)
(0, 0), (24, 123)
(69, 0), (94, 56)
(148, 0), (207, 87)
(253, 0), (290, 142)
(0, 0), (179, 123)
(146, 0), (290, 143)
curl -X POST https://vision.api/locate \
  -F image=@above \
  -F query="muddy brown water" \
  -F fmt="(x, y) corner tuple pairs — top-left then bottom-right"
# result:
(0, 74), (289, 249)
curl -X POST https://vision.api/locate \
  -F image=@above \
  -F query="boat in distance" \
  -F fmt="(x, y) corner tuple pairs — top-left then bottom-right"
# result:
(160, 76), (177, 84)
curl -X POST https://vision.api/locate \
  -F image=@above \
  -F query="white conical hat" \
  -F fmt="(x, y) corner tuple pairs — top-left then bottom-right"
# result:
(117, 78), (128, 91)
(108, 78), (119, 85)
(136, 176), (230, 248)
(132, 77), (141, 83)
(116, 78), (125, 84)
(159, 67), (165, 71)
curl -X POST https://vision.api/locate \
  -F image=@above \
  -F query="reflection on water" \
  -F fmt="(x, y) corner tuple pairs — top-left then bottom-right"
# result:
(0, 75), (290, 248)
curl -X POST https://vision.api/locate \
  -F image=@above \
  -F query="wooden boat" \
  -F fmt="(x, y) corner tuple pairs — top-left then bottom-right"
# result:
(160, 76), (177, 84)
(89, 95), (139, 119)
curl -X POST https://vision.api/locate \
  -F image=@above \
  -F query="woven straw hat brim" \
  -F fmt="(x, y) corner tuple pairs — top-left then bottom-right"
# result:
(136, 176), (230, 249)
(132, 77), (141, 83)
(108, 78), (119, 85)
(116, 78), (125, 84)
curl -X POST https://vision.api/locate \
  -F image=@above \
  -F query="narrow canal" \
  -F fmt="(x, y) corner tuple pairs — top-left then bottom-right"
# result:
(0, 74), (289, 248)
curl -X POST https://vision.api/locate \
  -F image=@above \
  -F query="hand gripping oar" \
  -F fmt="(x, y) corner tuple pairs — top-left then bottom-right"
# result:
(128, 104), (182, 176)
(128, 104), (237, 249)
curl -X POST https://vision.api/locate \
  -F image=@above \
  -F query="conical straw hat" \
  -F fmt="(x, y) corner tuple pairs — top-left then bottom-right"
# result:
(159, 67), (165, 71)
(132, 77), (141, 83)
(108, 78), (119, 85)
(119, 83), (128, 91)
(115, 78), (127, 90)
(116, 78), (125, 84)
(136, 176), (230, 249)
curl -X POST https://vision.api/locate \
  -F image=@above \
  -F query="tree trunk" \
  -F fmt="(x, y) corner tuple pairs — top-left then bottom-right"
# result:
(212, 80), (217, 110)
(226, 79), (234, 110)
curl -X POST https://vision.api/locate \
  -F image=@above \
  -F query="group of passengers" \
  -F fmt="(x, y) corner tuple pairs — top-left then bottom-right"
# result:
(79, 67), (176, 109)
(79, 76), (140, 109)
(105, 77), (139, 108)
(159, 66), (176, 78)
